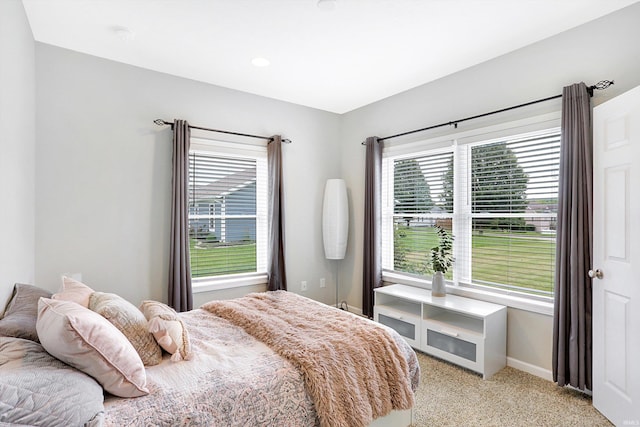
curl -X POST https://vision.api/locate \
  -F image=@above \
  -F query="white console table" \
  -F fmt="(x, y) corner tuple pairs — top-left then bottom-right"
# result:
(374, 284), (506, 379)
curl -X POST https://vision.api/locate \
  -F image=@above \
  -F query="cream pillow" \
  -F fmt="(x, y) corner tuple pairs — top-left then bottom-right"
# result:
(89, 292), (162, 366)
(140, 300), (193, 362)
(52, 276), (94, 308)
(36, 297), (149, 397)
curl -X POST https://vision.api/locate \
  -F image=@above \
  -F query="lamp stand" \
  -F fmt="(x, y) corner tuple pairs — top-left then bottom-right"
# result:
(334, 260), (348, 310)
(335, 260), (340, 308)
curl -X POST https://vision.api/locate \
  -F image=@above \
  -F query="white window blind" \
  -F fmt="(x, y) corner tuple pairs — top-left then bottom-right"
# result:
(382, 150), (454, 277)
(462, 129), (560, 296)
(382, 126), (560, 299)
(188, 141), (267, 279)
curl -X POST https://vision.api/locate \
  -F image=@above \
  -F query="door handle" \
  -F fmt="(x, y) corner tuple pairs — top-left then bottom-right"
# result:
(588, 269), (604, 280)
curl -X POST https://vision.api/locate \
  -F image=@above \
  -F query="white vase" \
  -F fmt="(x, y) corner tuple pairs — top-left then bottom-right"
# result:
(431, 271), (446, 297)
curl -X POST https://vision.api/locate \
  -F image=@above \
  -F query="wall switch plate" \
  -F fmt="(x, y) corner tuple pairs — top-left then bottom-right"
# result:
(319, 278), (326, 288)
(301, 281), (308, 291)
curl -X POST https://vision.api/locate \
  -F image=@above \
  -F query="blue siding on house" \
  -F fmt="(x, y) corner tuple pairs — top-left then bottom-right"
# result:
(189, 182), (256, 243)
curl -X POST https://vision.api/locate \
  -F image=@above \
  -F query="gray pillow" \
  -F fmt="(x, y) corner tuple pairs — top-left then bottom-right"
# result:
(0, 284), (52, 342)
(0, 336), (105, 426)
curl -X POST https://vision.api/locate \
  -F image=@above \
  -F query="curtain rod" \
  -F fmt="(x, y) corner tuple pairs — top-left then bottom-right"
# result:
(154, 119), (291, 144)
(361, 80), (614, 145)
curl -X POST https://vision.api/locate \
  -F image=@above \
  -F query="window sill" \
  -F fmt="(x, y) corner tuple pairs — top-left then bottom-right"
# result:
(192, 273), (268, 293)
(382, 271), (554, 316)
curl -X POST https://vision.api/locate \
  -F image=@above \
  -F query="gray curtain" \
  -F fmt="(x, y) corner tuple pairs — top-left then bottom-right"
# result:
(267, 135), (287, 291)
(552, 82), (593, 390)
(168, 119), (193, 312)
(362, 136), (383, 318)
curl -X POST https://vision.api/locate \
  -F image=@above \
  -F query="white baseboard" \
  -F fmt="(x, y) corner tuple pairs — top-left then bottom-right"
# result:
(507, 357), (553, 381)
(368, 408), (412, 427)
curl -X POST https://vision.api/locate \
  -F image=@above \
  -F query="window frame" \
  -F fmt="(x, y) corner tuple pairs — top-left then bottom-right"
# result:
(381, 113), (561, 315)
(188, 137), (269, 292)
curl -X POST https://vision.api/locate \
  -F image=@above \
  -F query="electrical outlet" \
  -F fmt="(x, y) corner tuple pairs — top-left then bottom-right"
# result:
(301, 281), (308, 291)
(319, 278), (326, 288)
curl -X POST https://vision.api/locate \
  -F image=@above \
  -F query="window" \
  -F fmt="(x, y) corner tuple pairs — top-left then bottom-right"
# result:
(188, 139), (267, 283)
(382, 127), (560, 300)
(382, 149), (454, 279)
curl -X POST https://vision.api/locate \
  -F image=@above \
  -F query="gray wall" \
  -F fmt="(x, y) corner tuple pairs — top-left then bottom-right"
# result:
(0, 0), (36, 310)
(192, 283), (267, 307)
(34, 44), (342, 306)
(339, 2), (640, 371)
(507, 307), (554, 373)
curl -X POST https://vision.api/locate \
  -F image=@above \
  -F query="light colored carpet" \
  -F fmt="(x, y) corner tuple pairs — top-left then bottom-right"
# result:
(412, 351), (612, 426)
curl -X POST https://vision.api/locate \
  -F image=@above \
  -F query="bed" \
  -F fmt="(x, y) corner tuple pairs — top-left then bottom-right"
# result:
(0, 281), (419, 427)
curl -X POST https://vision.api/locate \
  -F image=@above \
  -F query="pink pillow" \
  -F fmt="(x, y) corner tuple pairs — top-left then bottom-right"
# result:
(140, 300), (193, 362)
(36, 297), (149, 397)
(52, 276), (94, 308)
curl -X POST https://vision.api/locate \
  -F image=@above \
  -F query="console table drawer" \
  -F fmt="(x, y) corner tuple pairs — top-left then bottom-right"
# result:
(422, 321), (484, 374)
(375, 306), (421, 348)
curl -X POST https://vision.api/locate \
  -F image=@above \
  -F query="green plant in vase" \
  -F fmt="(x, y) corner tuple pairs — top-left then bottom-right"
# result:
(429, 225), (453, 297)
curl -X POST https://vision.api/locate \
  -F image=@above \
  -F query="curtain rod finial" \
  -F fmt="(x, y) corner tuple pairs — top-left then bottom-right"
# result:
(154, 119), (168, 126)
(588, 79), (615, 97)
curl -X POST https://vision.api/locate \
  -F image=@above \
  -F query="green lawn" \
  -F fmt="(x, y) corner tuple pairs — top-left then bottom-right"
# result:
(395, 226), (555, 296)
(190, 239), (256, 277)
(471, 231), (555, 295)
(190, 226), (556, 297)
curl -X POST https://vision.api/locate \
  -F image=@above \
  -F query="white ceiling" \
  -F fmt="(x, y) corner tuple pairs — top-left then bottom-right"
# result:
(22, 0), (638, 114)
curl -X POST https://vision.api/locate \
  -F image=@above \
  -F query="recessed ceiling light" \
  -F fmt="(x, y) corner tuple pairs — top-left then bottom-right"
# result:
(251, 57), (270, 67)
(111, 26), (136, 42)
(317, 0), (336, 11)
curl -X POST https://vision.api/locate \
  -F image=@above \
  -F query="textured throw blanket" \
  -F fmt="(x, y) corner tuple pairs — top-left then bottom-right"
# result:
(202, 291), (414, 427)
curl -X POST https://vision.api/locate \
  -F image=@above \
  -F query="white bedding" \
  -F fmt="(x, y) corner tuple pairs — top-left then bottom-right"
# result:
(103, 309), (318, 426)
(103, 306), (420, 426)
(0, 285), (419, 427)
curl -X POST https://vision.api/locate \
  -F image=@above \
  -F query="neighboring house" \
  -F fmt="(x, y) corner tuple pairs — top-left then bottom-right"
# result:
(525, 202), (558, 233)
(395, 205), (446, 227)
(189, 168), (257, 244)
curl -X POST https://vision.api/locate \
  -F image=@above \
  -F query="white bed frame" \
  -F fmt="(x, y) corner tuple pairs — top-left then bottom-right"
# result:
(369, 408), (413, 427)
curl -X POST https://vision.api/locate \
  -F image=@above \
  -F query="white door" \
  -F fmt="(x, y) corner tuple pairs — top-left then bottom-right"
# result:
(593, 84), (640, 426)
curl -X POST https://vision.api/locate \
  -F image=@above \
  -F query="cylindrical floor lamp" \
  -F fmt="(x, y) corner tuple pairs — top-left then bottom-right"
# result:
(322, 179), (348, 308)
